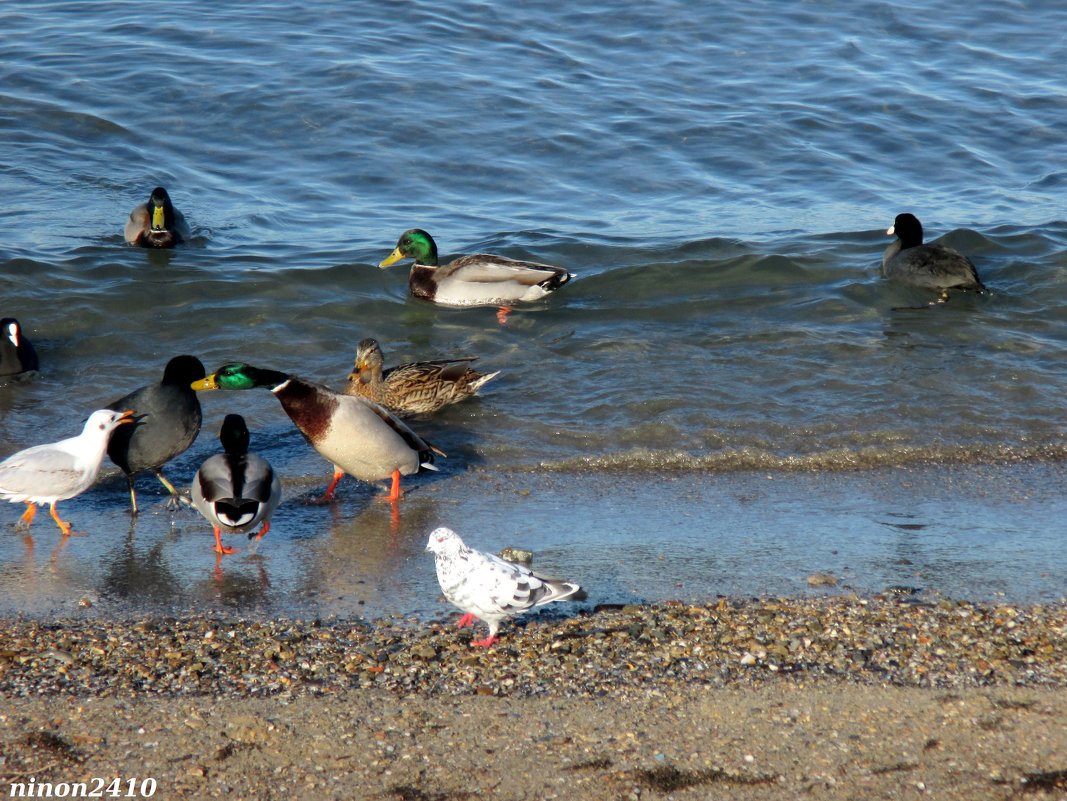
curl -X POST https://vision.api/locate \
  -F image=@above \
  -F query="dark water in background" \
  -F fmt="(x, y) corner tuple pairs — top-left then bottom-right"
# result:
(1, 0), (1066, 618)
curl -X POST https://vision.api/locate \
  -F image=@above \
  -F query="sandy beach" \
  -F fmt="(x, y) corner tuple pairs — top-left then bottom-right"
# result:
(2, 597), (1066, 800)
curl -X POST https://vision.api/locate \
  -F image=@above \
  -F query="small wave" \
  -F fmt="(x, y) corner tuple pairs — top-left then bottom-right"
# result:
(533, 442), (1067, 474)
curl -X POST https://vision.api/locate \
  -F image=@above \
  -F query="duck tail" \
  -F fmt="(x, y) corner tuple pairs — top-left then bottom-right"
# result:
(541, 269), (575, 291)
(470, 370), (501, 393)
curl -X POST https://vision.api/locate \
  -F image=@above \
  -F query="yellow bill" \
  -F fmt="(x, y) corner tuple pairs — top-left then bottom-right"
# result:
(378, 247), (405, 269)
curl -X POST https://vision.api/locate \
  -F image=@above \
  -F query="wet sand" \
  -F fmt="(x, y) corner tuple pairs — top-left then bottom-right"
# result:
(2, 597), (1066, 800)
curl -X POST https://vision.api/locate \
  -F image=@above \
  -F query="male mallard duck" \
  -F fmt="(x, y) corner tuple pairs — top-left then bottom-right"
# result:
(192, 362), (442, 502)
(124, 186), (190, 248)
(883, 213), (986, 301)
(344, 338), (500, 415)
(106, 355), (206, 514)
(379, 229), (574, 320)
(426, 527), (586, 647)
(0, 409), (134, 537)
(0, 318), (39, 377)
(192, 414), (282, 556)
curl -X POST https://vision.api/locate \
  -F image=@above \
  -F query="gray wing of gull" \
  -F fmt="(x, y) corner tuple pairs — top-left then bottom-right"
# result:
(0, 445), (87, 499)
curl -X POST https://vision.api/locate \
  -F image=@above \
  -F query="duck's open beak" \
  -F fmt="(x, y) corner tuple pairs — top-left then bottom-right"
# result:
(378, 247), (405, 269)
(191, 374), (219, 391)
(152, 205), (166, 231)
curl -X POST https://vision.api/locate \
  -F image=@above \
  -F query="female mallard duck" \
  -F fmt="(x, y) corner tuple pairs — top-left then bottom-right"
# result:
(379, 229), (574, 320)
(883, 213), (986, 301)
(192, 362), (442, 502)
(345, 338), (500, 415)
(106, 355), (206, 514)
(0, 318), (39, 377)
(124, 186), (190, 248)
(192, 414), (282, 556)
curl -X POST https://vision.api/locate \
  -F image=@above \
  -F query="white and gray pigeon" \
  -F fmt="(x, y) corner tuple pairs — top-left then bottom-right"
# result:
(0, 408), (134, 536)
(426, 526), (585, 647)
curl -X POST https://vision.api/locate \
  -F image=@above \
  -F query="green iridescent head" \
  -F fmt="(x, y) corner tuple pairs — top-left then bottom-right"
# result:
(379, 229), (439, 268)
(191, 362), (288, 391)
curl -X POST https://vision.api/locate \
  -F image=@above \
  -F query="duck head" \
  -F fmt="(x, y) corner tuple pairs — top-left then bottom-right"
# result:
(379, 229), (439, 268)
(192, 362), (289, 391)
(148, 187), (176, 232)
(218, 413), (251, 455)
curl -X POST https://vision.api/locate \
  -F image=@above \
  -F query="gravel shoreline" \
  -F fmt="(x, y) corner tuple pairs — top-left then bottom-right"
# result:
(2, 596), (1066, 799)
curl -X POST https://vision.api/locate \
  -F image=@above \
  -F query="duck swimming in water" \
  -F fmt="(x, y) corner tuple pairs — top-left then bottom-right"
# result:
(125, 186), (190, 248)
(379, 229), (573, 322)
(345, 338), (499, 415)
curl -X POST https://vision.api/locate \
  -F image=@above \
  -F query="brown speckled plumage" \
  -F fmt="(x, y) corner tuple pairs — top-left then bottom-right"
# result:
(345, 338), (499, 415)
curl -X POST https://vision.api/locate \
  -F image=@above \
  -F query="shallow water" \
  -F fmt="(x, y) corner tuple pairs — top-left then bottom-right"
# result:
(1, 1), (1066, 618)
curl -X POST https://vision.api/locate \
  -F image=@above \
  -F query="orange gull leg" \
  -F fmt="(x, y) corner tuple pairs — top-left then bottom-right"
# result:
(455, 613), (476, 628)
(49, 503), (74, 538)
(496, 306), (512, 325)
(18, 502), (37, 529)
(212, 526), (236, 555)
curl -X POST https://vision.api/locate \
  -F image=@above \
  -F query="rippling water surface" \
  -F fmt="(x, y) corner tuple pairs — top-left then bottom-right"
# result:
(1, 0), (1066, 618)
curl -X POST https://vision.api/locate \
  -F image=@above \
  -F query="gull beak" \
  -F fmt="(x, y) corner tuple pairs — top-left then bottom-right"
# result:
(118, 409), (137, 425)
(191, 374), (219, 391)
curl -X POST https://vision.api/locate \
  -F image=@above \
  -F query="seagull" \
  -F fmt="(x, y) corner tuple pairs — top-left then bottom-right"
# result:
(426, 526), (585, 647)
(192, 413), (282, 556)
(0, 409), (135, 536)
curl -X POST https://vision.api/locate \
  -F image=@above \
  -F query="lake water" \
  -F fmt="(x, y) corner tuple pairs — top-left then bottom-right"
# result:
(2, 0), (1066, 620)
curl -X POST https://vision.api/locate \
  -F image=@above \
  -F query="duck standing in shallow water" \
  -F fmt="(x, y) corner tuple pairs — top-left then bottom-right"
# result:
(0, 409), (134, 537)
(125, 186), (190, 248)
(882, 213), (985, 302)
(0, 318), (38, 377)
(379, 229), (574, 323)
(192, 414), (281, 556)
(193, 362), (442, 503)
(106, 355), (206, 514)
(345, 338), (499, 415)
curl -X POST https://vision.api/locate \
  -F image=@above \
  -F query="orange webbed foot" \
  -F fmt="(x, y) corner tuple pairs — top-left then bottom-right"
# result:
(456, 613), (476, 629)
(471, 636), (499, 648)
(213, 527), (236, 555)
